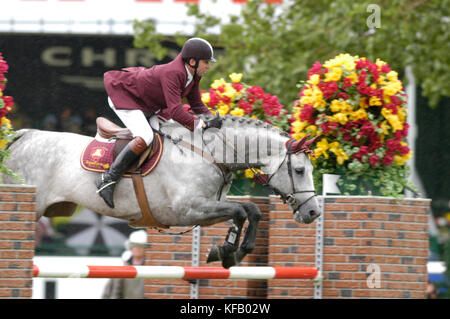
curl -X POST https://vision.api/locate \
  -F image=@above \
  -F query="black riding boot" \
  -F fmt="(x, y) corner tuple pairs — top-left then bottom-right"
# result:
(96, 137), (147, 208)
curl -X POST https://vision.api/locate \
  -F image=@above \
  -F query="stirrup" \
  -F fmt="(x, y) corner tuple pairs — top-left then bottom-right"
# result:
(96, 181), (117, 194)
(96, 173), (117, 193)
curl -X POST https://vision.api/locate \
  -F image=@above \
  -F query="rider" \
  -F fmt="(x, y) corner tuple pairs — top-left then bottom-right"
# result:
(96, 37), (221, 208)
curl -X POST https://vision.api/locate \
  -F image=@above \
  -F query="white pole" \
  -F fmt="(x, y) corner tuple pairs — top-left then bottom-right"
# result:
(189, 226), (201, 299)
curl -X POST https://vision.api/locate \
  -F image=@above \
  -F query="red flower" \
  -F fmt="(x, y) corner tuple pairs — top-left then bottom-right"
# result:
(238, 100), (253, 115)
(342, 78), (352, 89)
(369, 154), (380, 167)
(381, 64), (392, 73)
(319, 81), (338, 99)
(337, 92), (348, 100)
(299, 104), (314, 122)
(232, 83), (244, 92)
(209, 89), (220, 107)
(382, 155), (394, 166)
(318, 120), (339, 135)
(308, 61), (325, 77)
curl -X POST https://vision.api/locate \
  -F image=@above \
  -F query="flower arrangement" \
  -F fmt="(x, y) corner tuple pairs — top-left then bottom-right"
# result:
(0, 52), (17, 181)
(201, 73), (290, 185)
(201, 73), (290, 131)
(290, 53), (415, 196)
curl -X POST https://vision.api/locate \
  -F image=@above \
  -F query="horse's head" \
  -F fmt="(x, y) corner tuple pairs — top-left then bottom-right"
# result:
(264, 134), (321, 224)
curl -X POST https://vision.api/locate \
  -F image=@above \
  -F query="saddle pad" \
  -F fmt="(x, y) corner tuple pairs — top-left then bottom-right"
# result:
(80, 134), (163, 177)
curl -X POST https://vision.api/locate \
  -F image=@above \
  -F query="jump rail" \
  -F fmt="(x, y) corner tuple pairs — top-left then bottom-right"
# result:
(33, 265), (319, 280)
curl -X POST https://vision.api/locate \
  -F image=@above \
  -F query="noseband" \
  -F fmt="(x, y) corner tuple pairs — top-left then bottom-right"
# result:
(251, 139), (317, 213)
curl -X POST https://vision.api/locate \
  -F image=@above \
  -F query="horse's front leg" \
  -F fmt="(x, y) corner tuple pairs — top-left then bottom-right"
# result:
(231, 201), (262, 264)
(185, 198), (247, 268)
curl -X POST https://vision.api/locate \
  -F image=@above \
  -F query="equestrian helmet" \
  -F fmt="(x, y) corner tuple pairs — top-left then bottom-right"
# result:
(181, 38), (217, 63)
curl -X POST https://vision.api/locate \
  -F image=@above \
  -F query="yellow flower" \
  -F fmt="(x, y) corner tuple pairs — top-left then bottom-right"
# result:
(369, 96), (382, 106)
(211, 78), (227, 89)
(291, 120), (308, 133)
(330, 99), (342, 113)
(201, 92), (210, 105)
(333, 148), (349, 165)
(349, 108), (368, 121)
(230, 107), (244, 117)
(324, 67), (343, 82)
(328, 113), (348, 125)
(300, 95), (314, 105)
(397, 108), (407, 123)
(0, 139), (7, 150)
(394, 151), (412, 166)
(314, 138), (330, 159)
(387, 71), (398, 81)
(347, 72), (358, 84)
(292, 132), (308, 140)
(375, 58), (387, 68)
(324, 53), (356, 70)
(380, 120), (390, 135)
(359, 97), (369, 109)
(245, 168), (262, 179)
(229, 73), (243, 83)
(377, 75), (386, 86)
(306, 125), (318, 134)
(328, 141), (340, 153)
(307, 74), (320, 85)
(217, 103), (230, 116)
(382, 108), (403, 132)
(222, 83), (237, 99)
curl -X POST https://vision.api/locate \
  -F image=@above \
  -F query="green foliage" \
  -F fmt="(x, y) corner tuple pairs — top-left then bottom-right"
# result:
(133, 0), (450, 108)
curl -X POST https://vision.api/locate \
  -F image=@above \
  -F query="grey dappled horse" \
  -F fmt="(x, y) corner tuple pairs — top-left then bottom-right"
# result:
(4, 114), (320, 268)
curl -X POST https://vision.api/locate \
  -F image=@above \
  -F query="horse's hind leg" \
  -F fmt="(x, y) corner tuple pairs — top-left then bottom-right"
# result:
(206, 204), (247, 268)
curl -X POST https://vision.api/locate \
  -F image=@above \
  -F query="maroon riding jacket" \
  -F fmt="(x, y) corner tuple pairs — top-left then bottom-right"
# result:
(104, 54), (211, 131)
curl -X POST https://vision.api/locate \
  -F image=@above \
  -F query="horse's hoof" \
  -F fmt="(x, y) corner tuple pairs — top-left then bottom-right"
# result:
(222, 253), (238, 269)
(206, 246), (221, 263)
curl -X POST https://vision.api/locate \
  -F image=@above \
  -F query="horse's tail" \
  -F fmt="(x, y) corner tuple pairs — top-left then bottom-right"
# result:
(6, 129), (32, 150)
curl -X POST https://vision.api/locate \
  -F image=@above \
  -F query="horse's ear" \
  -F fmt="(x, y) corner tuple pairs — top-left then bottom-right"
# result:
(294, 134), (311, 150)
(286, 134), (310, 152)
(303, 134), (321, 148)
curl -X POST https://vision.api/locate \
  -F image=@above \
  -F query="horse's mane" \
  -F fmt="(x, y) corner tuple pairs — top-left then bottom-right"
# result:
(160, 113), (290, 138)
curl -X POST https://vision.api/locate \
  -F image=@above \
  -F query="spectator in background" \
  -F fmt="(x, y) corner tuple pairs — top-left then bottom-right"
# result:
(102, 230), (147, 299)
(58, 106), (83, 133)
(426, 281), (440, 299)
(42, 114), (58, 131)
(81, 107), (98, 136)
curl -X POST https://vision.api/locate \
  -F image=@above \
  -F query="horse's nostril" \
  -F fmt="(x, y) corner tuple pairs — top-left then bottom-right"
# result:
(309, 210), (317, 217)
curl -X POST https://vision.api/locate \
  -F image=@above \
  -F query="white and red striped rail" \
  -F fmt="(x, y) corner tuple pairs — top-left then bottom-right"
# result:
(33, 265), (318, 280)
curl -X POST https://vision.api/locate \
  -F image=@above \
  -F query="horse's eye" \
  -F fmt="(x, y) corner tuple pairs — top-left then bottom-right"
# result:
(295, 167), (305, 175)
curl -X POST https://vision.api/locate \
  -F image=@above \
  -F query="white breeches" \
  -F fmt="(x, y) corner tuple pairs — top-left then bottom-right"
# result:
(108, 97), (159, 146)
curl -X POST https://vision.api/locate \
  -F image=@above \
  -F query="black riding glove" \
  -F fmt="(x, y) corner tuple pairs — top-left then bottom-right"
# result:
(203, 116), (223, 131)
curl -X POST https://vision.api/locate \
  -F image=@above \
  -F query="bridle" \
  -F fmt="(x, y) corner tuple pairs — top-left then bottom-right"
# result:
(249, 138), (317, 213)
(210, 129), (318, 213)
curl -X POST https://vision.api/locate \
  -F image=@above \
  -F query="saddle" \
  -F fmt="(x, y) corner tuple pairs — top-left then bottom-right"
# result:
(80, 117), (167, 229)
(81, 117), (163, 177)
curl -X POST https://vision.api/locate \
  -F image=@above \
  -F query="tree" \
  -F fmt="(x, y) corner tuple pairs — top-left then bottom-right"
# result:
(133, 0), (449, 108)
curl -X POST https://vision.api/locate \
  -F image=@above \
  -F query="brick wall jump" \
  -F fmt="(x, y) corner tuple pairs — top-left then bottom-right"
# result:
(0, 185), (36, 299)
(145, 195), (430, 299)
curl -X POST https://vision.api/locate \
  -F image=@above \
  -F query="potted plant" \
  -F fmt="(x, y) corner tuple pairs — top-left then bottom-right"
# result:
(290, 53), (415, 196)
